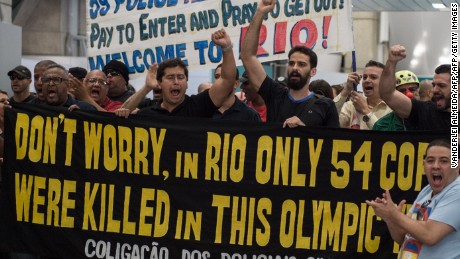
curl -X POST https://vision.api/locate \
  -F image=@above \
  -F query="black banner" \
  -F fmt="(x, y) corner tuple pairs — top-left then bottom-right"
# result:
(0, 103), (448, 258)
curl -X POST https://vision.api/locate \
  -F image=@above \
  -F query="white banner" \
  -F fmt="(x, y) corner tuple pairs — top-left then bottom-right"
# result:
(86, 0), (354, 78)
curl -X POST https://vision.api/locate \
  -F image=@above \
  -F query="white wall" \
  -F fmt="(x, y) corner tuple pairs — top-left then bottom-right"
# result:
(0, 22), (21, 96)
(389, 11), (451, 77)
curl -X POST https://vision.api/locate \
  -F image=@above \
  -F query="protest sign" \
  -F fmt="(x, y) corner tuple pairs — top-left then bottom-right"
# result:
(0, 103), (448, 258)
(87, 0), (354, 78)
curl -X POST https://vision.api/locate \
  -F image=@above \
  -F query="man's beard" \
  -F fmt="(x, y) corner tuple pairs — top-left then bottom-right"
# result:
(287, 72), (309, 90)
(432, 93), (451, 111)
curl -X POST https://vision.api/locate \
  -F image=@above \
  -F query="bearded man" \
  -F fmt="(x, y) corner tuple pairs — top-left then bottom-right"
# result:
(379, 44), (450, 130)
(240, 0), (339, 128)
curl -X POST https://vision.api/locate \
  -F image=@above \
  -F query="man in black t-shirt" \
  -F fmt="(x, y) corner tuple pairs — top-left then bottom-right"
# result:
(7, 65), (36, 104)
(240, 0), (339, 128)
(41, 64), (96, 111)
(211, 64), (261, 122)
(116, 29), (236, 118)
(379, 45), (450, 131)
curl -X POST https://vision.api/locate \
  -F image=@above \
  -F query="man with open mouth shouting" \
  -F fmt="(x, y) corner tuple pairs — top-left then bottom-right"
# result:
(366, 139), (460, 258)
(335, 60), (393, 130)
(379, 44), (451, 130)
(117, 28), (236, 119)
(41, 64), (96, 111)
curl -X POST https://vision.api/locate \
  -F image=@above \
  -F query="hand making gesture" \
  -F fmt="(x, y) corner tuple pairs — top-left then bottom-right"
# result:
(257, 0), (276, 14)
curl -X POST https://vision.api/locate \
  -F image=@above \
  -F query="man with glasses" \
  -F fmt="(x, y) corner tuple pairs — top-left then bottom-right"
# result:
(70, 70), (122, 112)
(7, 65), (36, 104)
(103, 59), (134, 103)
(116, 28), (236, 118)
(41, 64), (95, 110)
(379, 44), (450, 130)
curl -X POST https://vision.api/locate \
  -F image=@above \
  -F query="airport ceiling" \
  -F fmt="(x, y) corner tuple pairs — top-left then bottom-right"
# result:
(9, 0), (459, 26)
(11, 0), (460, 14)
(352, 0), (459, 12)
(10, 0), (460, 12)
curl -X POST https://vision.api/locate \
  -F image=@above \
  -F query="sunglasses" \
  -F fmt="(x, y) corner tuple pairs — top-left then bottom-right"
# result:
(105, 70), (121, 77)
(398, 86), (418, 94)
(9, 75), (28, 81)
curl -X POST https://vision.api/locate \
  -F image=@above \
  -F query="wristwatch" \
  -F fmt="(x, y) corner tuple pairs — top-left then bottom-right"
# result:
(363, 112), (373, 122)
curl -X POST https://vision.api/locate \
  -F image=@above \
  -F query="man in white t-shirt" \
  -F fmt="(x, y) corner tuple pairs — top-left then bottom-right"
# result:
(366, 139), (460, 258)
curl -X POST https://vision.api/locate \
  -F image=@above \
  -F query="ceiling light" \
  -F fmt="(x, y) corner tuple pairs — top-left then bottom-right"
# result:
(432, 3), (447, 9)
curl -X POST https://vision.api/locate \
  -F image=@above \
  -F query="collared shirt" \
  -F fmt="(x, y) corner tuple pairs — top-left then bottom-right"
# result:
(339, 98), (392, 130)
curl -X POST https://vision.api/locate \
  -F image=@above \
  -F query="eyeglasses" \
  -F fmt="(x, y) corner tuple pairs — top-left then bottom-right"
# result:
(41, 76), (68, 85)
(105, 70), (121, 77)
(164, 74), (186, 82)
(9, 75), (28, 81)
(87, 78), (108, 86)
(398, 86), (418, 94)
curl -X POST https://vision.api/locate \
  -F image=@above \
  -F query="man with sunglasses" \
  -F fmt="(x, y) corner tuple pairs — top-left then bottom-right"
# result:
(239, 72), (267, 122)
(7, 65), (36, 104)
(102, 60), (134, 103)
(379, 45), (450, 130)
